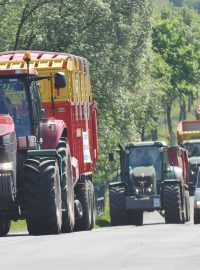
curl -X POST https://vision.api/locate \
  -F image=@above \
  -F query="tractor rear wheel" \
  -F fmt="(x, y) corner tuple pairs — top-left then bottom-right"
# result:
(109, 186), (129, 226)
(163, 184), (182, 224)
(57, 139), (75, 233)
(23, 157), (62, 235)
(74, 179), (95, 231)
(0, 219), (11, 236)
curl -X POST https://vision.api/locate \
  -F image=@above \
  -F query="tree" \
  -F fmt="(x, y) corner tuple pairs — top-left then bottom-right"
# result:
(152, 5), (200, 135)
(0, 0), (156, 181)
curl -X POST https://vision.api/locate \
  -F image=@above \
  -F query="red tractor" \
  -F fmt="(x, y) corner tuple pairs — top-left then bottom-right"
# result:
(0, 51), (97, 235)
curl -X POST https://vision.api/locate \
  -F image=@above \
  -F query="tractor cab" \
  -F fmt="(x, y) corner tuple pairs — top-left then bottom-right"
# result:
(128, 145), (162, 179)
(0, 61), (66, 142)
(124, 141), (170, 195)
(0, 69), (41, 138)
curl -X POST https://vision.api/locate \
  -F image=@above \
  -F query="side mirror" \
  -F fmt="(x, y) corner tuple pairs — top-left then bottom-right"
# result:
(109, 153), (114, 162)
(55, 72), (66, 88)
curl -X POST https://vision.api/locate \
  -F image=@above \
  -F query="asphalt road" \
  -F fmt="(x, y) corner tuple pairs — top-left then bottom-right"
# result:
(1, 198), (200, 270)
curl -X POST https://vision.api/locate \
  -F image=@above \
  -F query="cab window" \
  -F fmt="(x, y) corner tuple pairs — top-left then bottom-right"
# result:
(0, 78), (31, 137)
(30, 81), (42, 119)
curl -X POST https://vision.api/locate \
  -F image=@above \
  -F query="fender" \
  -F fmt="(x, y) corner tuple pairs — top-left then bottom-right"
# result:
(109, 181), (125, 189)
(161, 179), (181, 187)
(40, 118), (67, 149)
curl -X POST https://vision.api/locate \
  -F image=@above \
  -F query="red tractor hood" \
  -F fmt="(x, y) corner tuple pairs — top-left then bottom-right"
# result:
(0, 114), (15, 136)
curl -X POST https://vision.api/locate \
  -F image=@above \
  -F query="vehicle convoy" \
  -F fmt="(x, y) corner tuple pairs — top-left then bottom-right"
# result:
(109, 141), (190, 226)
(177, 120), (200, 194)
(0, 50), (98, 236)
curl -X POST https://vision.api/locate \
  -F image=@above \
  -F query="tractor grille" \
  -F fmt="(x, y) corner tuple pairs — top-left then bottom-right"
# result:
(0, 173), (14, 207)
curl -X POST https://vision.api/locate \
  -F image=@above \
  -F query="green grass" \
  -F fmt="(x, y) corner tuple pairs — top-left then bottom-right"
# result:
(95, 191), (111, 228)
(11, 220), (27, 232)
(10, 193), (111, 232)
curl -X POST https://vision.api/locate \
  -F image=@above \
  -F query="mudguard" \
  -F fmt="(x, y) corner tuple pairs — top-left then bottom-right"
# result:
(40, 118), (67, 149)
(162, 179), (181, 186)
(109, 181), (125, 188)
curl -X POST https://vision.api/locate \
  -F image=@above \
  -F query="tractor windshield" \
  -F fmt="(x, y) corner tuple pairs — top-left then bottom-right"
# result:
(183, 142), (200, 158)
(0, 78), (31, 137)
(129, 146), (162, 180)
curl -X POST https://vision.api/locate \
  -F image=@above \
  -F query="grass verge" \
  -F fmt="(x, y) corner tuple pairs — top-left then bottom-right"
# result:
(95, 190), (111, 228)
(11, 220), (27, 232)
(10, 193), (111, 232)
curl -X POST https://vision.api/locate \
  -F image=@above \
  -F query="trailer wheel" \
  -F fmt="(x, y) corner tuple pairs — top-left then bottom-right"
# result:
(74, 179), (94, 231)
(131, 210), (143, 226)
(0, 220), (11, 236)
(109, 186), (130, 226)
(163, 184), (182, 224)
(57, 139), (75, 233)
(23, 157), (62, 235)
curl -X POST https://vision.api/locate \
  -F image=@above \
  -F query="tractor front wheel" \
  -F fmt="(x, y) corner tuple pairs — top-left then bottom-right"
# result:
(0, 219), (11, 236)
(23, 157), (62, 235)
(164, 184), (182, 224)
(109, 186), (130, 226)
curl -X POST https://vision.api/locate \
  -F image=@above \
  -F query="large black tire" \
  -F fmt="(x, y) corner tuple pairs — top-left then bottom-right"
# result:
(74, 179), (95, 231)
(131, 210), (143, 226)
(57, 139), (75, 233)
(23, 157), (62, 235)
(0, 220), (11, 236)
(194, 209), (200, 224)
(163, 184), (182, 224)
(109, 186), (130, 226)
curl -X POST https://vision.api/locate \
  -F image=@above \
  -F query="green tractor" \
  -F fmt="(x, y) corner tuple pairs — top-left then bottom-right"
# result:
(109, 141), (190, 226)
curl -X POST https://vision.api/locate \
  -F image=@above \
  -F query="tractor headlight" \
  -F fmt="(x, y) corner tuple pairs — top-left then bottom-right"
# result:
(145, 186), (152, 193)
(135, 188), (139, 194)
(0, 162), (14, 171)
